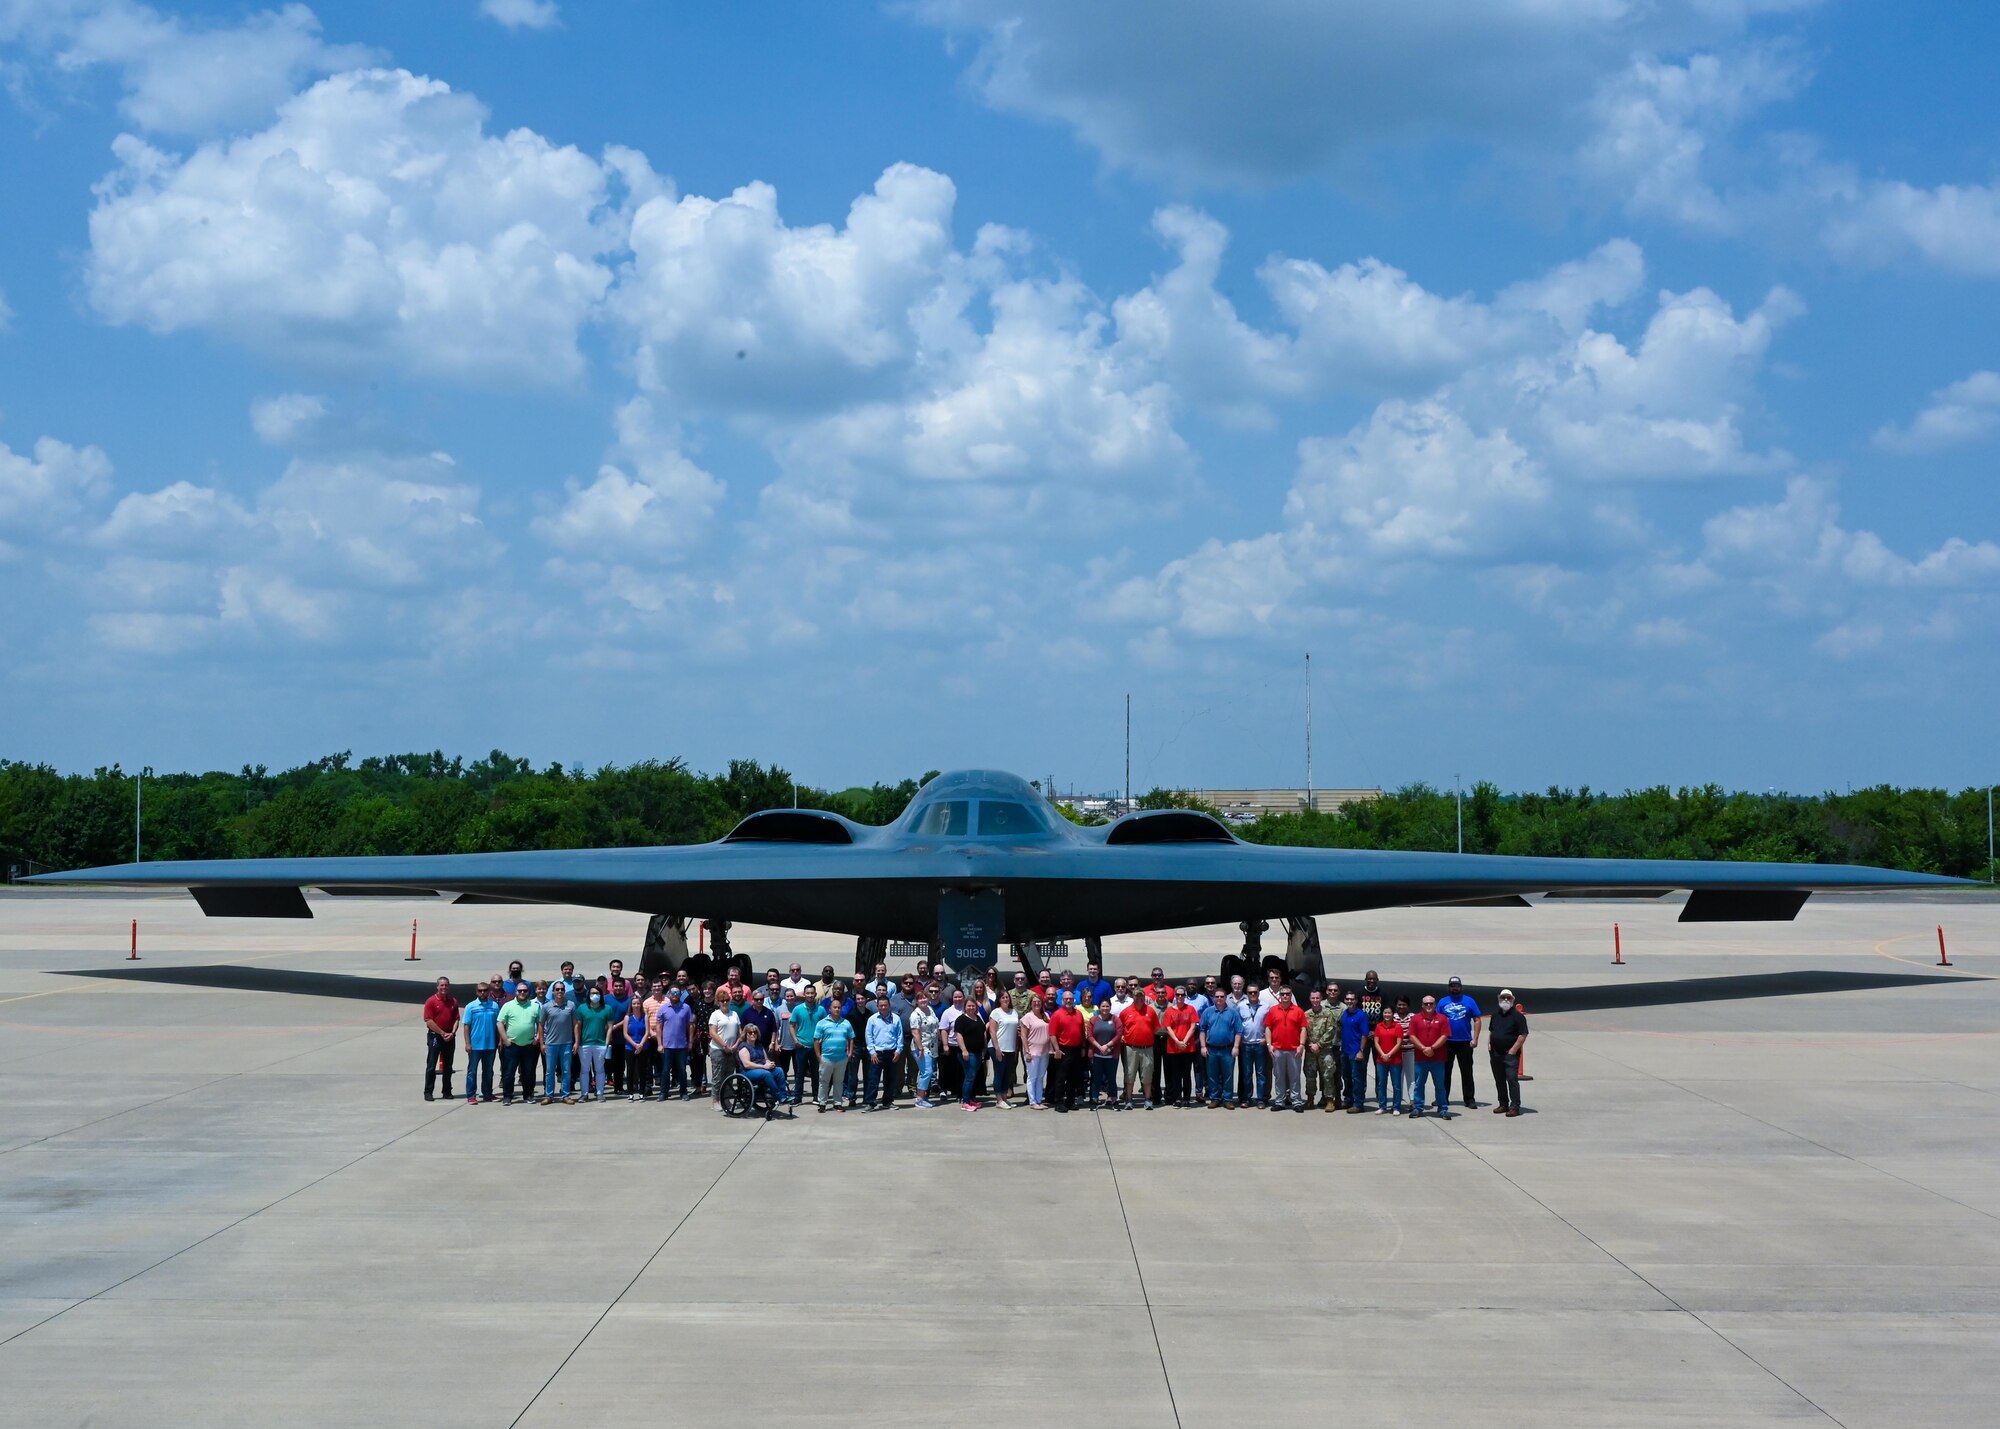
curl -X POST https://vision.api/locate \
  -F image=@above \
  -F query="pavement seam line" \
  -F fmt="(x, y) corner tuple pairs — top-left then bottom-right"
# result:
(1091, 1108), (1184, 1429)
(507, 1114), (767, 1429)
(1548, 1027), (2000, 1226)
(0, 1098), (462, 1349)
(1468, 1035), (1855, 1427)
(1424, 1110), (1848, 1426)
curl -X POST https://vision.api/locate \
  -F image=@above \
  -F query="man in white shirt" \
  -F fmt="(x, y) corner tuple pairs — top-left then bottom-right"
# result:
(707, 1000), (742, 1108)
(780, 963), (813, 999)
(1258, 966), (1284, 1009)
(1108, 979), (1135, 1018)
(1238, 997), (1271, 1106)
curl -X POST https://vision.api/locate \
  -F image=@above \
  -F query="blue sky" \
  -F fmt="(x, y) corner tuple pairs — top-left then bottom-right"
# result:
(1, 0), (1995, 796)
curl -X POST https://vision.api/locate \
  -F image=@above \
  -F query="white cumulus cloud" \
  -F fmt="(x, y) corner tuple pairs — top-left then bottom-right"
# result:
(1874, 371), (2000, 454)
(479, 0), (559, 30)
(87, 68), (639, 385)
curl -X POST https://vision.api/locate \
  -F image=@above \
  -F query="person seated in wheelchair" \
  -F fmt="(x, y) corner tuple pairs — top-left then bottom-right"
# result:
(736, 1025), (788, 1106)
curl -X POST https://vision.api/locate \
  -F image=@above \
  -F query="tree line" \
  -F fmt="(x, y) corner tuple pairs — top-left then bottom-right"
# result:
(0, 752), (1992, 880)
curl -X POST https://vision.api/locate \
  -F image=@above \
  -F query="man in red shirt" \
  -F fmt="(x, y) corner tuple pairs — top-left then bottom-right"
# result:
(1263, 986), (1310, 1111)
(1162, 992), (1202, 1107)
(1371, 1011), (1407, 1114)
(1117, 997), (1161, 1109)
(422, 976), (460, 1102)
(1048, 995), (1087, 1113)
(1408, 994), (1453, 1118)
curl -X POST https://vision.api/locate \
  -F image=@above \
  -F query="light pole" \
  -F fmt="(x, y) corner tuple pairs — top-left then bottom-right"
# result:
(135, 766), (152, 864)
(1454, 773), (1462, 854)
(1988, 784), (1994, 883)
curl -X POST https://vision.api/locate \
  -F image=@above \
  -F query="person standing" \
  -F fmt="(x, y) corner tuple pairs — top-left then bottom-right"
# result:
(813, 999), (855, 1113)
(1488, 989), (1529, 1117)
(786, 988), (820, 1105)
(707, 995), (742, 1109)
(422, 976), (460, 1102)
(603, 976), (632, 1097)
(1437, 977), (1484, 1109)
(1408, 995), (1453, 1118)
(909, 989), (942, 1108)
(461, 981), (500, 1104)
(497, 984), (541, 1105)
(842, 983), (869, 1106)
(1162, 990), (1201, 1107)
(952, 999), (987, 1109)
(1392, 995), (1417, 1107)
(1116, 994), (1158, 1110)
(538, 982), (579, 1104)
(1077, 960), (1113, 1006)
(988, 995), (1020, 1106)
(1304, 989), (1342, 1111)
(1021, 996), (1052, 1109)
(1048, 992), (1086, 1113)
(1339, 992), (1372, 1113)
(935, 987), (964, 1105)
(1198, 995), (1240, 1107)
(575, 986), (613, 1101)
(864, 995), (904, 1110)
(1371, 1004), (1407, 1114)
(1087, 999), (1121, 1109)
(616, 995), (655, 1101)
(1264, 986), (1310, 1112)
(656, 988), (694, 1100)
(1237, 996), (1270, 1106)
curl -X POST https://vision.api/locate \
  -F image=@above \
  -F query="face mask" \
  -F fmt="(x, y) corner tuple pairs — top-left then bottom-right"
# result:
(590, 994), (602, 1004)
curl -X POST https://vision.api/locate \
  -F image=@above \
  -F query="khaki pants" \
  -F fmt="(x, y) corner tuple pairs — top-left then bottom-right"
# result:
(1121, 1045), (1154, 1100)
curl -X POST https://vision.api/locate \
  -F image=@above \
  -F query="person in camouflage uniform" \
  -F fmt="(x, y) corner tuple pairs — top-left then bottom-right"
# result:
(1304, 988), (1344, 1111)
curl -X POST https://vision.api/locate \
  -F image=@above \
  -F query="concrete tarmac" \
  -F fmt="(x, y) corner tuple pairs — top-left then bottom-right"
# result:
(0, 890), (1995, 1427)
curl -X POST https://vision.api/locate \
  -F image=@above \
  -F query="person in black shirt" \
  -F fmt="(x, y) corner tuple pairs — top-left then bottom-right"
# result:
(953, 1003), (987, 1108)
(1488, 989), (1529, 1116)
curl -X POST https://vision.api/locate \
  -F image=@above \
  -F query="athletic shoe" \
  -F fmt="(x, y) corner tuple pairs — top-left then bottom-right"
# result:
(913, 1098), (932, 1108)
(1376, 1106), (1390, 1114)
(962, 1102), (979, 1111)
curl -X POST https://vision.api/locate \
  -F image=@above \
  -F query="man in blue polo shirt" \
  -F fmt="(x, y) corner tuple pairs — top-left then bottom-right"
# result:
(461, 981), (501, 1104)
(1076, 960), (1113, 1006)
(1437, 976), (1484, 1109)
(1198, 997), (1241, 1107)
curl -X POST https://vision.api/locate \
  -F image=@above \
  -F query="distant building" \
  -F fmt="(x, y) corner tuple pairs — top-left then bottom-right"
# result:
(1196, 787), (1383, 822)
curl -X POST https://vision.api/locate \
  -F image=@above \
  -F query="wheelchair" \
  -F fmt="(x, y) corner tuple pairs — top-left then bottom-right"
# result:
(718, 1070), (794, 1120)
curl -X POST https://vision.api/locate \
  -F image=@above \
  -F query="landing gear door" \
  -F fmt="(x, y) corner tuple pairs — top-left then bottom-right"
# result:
(937, 889), (1003, 980)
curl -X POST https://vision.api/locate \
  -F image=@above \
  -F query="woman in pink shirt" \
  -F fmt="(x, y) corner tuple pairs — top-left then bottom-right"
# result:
(1020, 996), (1052, 1109)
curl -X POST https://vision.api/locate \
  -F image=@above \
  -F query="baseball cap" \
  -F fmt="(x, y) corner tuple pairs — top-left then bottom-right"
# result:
(1448, 976), (1463, 986)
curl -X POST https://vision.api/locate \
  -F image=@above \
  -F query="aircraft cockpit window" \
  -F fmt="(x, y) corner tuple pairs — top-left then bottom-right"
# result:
(912, 800), (971, 836)
(977, 801), (1044, 835)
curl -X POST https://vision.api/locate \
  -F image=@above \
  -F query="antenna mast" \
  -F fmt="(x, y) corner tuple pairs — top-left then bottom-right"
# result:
(1304, 653), (1313, 810)
(1124, 693), (1131, 810)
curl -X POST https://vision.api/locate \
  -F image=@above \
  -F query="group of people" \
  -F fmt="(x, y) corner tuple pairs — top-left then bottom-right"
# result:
(421, 955), (1532, 1118)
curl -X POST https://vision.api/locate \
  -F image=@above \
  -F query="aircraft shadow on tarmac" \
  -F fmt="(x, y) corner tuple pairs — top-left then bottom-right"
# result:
(59, 963), (1983, 1013)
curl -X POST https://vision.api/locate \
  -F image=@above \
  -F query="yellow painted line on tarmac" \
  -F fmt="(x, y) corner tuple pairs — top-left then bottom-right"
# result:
(1873, 930), (1972, 969)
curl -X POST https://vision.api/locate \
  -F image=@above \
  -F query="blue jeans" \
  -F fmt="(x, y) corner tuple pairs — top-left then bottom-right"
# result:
(1411, 1061), (1448, 1113)
(1375, 1058), (1404, 1110)
(1205, 1050), (1235, 1102)
(658, 1047), (689, 1097)
(742, 1066), (786, 1103)
(1240, 1045), (1269, 1103)
(1345, 1052), (1370, 1108)
(962, 1056), (983, 1104)
(916, 1049), (937, 1097)
(467, 1047), (495, 1099)
(1090, 1056), (1118, 1103)
(543, 1044), (575, 1098)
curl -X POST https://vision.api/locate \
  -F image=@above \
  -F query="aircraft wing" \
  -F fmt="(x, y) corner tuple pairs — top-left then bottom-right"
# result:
(24, 834), (1970, 941)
